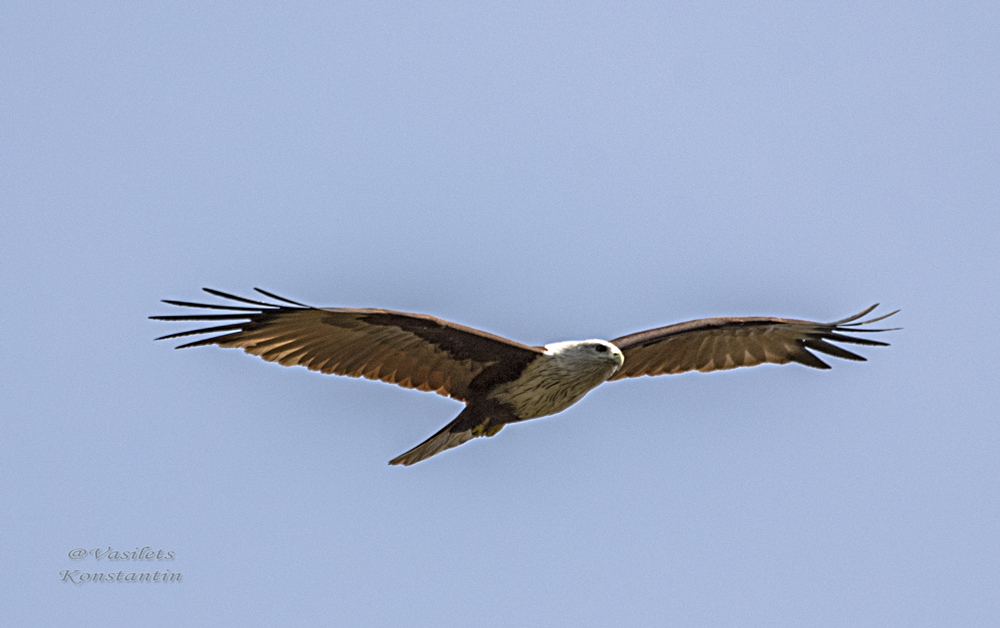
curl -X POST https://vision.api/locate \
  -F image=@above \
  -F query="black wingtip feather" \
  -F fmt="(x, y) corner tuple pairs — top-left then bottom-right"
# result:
(793, 351), (832, 369)
(830, 303), (880, 325)
(820, 332), (890, 347)
(154, 322), (249, 342)
(174, 334), (241, 349)
(150, 313), (254, 322)
(160, 299), (262, 312)
(801, 338), (867, 362)
(201, 287), (279, 308)
(253, 288), (310, 308)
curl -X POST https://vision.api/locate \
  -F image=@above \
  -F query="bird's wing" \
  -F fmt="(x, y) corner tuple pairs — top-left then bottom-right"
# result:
(152, 288), (543, 402)
(608, 304), (898, 380)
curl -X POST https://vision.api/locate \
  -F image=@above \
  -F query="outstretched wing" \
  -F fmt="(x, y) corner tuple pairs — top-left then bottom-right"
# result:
(609, 305), (898, 380)
(151, 288), (543, 402)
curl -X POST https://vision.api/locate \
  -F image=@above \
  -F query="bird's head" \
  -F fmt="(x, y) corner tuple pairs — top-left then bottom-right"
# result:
(543, 339), (624, 375)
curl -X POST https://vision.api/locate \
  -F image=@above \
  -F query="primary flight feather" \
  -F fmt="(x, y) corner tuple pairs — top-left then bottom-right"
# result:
(152, 289), (898, 465)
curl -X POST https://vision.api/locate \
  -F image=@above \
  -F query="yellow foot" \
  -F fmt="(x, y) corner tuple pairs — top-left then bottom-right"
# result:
(472, 421), (505, 437)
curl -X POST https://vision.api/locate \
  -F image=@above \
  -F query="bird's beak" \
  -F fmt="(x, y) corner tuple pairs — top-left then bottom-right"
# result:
(612, 349), (624, 371)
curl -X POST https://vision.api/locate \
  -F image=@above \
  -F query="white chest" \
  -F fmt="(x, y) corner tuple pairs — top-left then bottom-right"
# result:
(488, 351), (618, 419)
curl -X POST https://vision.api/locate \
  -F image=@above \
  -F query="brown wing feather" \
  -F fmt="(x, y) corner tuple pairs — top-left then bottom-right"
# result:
(609, 304), (898, 379)
(152, 288), (543, 402)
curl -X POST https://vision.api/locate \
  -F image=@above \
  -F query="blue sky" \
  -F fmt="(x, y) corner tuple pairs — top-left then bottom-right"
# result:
(3, 1), (999, 626)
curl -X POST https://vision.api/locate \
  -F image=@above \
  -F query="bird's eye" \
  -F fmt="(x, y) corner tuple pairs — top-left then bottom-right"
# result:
(595, 345), (608, 353)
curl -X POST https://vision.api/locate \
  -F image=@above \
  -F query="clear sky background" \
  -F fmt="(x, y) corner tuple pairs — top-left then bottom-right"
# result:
(3, 1), (998, 626)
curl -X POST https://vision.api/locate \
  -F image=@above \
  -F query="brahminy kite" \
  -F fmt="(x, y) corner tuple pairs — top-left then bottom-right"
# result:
(152, 289), (898, 465)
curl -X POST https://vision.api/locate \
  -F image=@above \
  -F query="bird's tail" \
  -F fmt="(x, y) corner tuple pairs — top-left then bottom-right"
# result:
(389, 407), (503, 466)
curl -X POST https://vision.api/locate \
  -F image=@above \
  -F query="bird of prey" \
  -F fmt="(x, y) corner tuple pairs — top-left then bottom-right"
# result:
(152, 289), (898, 465)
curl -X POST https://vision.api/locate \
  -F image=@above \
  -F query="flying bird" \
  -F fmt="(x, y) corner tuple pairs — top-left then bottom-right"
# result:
(152, 289), (898, 465)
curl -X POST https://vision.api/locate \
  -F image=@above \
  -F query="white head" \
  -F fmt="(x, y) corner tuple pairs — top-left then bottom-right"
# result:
(543, 339), (624, 376)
